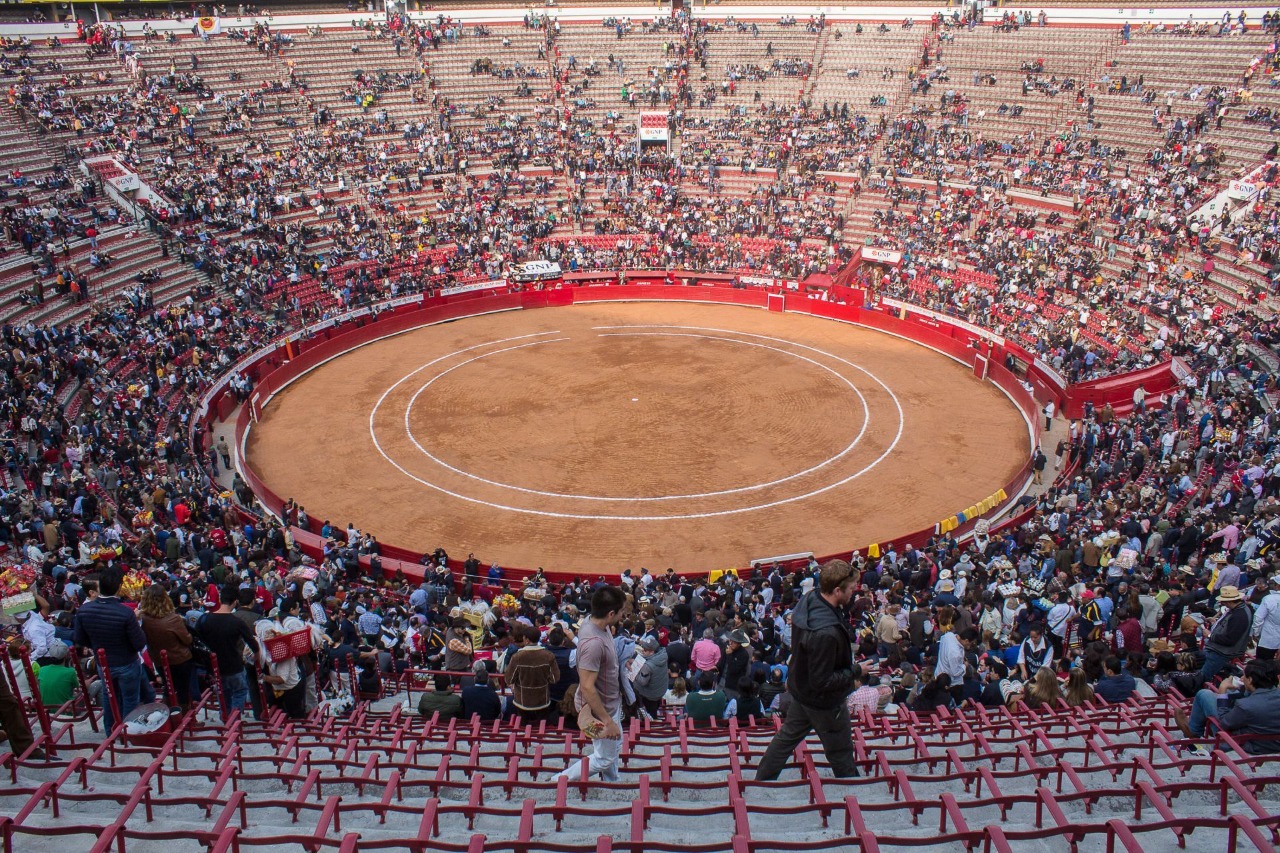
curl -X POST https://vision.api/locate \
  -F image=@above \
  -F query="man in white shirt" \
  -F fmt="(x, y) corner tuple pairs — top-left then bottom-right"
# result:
(935, 626), (977, 704)
(1252, 574), (1280, 660)
(1045, 591), (1075, 657)
(21, 603), (57, 663)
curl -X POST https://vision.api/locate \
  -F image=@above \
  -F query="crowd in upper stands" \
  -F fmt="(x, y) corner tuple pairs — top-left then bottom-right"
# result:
(2, 9), (1280, 746)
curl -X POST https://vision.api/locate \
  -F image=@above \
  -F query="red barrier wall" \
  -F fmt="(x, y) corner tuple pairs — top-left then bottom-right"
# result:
(210, 282), (1041, 584)
(1065, 359), (1179, 419)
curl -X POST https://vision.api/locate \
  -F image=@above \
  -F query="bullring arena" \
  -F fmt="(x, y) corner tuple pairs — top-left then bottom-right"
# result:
(4, 1), (1280, 852)
(247, 299), (1029, 570)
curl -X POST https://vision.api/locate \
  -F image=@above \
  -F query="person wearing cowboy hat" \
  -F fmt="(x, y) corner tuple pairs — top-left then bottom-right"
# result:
(721, 629), (753, 700)
(1251, 574), (1280, 661)
(1200, 585), (1254, 681)
(934, 579), (960, 608)
(1212, 554), (1242, 596)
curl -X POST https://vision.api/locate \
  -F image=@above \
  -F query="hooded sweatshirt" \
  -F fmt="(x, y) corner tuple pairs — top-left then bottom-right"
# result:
(788, 590), (857, 710)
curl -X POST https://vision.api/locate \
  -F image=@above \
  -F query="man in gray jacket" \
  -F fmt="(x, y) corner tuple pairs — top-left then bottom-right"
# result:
(1200, 586), (1253, 680)
(632, 636), (669, 718)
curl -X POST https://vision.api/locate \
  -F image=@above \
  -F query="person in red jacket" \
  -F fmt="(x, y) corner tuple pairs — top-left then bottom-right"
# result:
(1112, 607), (1144, 657)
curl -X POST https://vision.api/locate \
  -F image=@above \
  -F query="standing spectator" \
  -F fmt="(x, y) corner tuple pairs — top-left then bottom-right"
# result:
(755, 560), (861, 781)
(934, 609), (976, 705)
(551, 586), (627, 783)
(720, 630), (750, 699)
(357, 601), (383, 646)
(505, 623), (560, 721)
(631, 636), (669, 719)
(256, 599), (312, 720)
(138, 584), (195, 711)
(443, 618), (475, 683)
(1017, 625), (1053, 681)
(0, 669), (39, 758)
(876, 600), (904, 661)
(1252, 574), (1280, 660)
(664, 628), (692, 678)
(73, 566), (147, 731)
(198, 582), (260, 721)
(1200, 586), (1253, 680)
(690, 628), (721, 679)
(546, 624), (578, 704)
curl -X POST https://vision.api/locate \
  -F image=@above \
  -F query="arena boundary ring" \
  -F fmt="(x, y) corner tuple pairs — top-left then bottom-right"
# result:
(371, 326), (902, 512)
(215, 283), (1043, 576)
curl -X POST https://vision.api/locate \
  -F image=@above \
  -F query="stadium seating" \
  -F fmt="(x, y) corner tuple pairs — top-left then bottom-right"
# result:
(2, 651), (1278, 853)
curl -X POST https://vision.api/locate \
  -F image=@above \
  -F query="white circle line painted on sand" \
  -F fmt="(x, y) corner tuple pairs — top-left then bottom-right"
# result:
(397, 331), (872, 501)
(366, 324), (906, 521)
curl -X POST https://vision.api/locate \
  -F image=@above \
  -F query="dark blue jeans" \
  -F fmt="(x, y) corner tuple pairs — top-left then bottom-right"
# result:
(1200, 648), (1232, 681)
(99, 659), (143, 731)
(220, 670), (250, 721)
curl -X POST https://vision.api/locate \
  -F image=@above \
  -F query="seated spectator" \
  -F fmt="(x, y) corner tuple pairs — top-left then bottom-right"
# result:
(1174, 660), (1280, 755)
(978, 658), (1019, 708)
(847, 667), (883, 718)
(418, 672), (464, 721)
(1062, 669), (1095, 707)
(1095, 656), (1137, 703)
(36, 640), (78, 708)
(662, 677), (689, 717)
(684, 673), (728, 723)
(460, 663), (503, 721)
(1022, 667), (1063, 709)
(911, 672), (954, 716)
(725, 676), (764, 722)
(759, 667), (787, 711)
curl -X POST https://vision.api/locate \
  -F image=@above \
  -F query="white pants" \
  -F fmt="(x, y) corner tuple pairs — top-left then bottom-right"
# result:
(553, 709), (623, 783)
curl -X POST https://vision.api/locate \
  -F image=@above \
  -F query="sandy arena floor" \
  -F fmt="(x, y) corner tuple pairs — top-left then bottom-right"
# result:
(245, 302), (1030, 572)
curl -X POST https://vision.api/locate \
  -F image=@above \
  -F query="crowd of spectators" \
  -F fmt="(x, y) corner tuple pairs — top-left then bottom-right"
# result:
(3, 11), (1280, 753)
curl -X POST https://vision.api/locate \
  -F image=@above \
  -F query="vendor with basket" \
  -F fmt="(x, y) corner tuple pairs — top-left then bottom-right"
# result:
(256, 597), (327, 719)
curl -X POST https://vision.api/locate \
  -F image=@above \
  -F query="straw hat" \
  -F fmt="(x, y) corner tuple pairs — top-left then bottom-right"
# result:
(1216, 585), (1245, 603)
